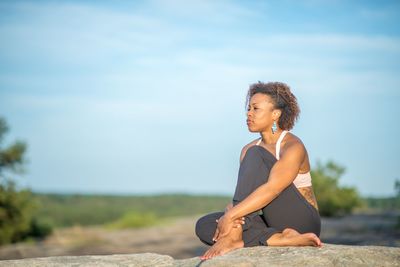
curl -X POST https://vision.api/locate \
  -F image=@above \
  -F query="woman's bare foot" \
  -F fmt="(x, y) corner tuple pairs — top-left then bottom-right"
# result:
(200, 226), (244, 260)
(282, 228), (301, 237)
(200, 235), (244, 260)
(267, 228), (322, 247)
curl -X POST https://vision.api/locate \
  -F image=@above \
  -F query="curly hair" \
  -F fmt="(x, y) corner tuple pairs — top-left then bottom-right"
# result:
(246, 82), (300, 130)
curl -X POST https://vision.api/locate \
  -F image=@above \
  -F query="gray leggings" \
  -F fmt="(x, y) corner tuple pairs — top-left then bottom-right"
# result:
(195, 145), (321, 247)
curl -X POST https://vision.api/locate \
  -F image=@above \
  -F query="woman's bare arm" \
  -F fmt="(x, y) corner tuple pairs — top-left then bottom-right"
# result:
(226, 141), (306, 221)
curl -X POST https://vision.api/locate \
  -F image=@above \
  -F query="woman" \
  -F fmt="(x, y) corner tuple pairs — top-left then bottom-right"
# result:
(195, 82), (322, 260)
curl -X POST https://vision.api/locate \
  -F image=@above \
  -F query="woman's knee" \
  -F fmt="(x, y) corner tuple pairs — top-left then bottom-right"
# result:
(243, 147), (276, 177)
(195, 212), (223, 244)
(244, 146), (265, 164)
(195, 214), (209, 239)
(195, 221), (207, 244)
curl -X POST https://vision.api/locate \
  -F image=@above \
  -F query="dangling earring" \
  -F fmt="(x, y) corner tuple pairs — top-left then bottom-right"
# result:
(271, 121), (277, 134)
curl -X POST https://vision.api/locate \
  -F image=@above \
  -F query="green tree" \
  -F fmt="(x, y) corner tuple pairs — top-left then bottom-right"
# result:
(311, 160), (362, 217)
(0, 117), (52, 245)
(394, 179), (400, 229)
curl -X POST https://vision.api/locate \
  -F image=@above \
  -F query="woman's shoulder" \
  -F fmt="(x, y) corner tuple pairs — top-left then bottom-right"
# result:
(282, 132), (307, 158)
(284, 132), (305, 147)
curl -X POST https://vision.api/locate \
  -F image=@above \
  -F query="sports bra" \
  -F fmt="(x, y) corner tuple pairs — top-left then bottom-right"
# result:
(255, 130), (312, 188)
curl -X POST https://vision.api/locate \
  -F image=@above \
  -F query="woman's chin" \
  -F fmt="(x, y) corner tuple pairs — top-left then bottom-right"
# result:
(247, 125), (259, 133)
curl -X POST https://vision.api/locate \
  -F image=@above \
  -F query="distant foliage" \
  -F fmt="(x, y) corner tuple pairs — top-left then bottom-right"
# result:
(364, 196), (400, 211)
(311, 161), (362, 217)
(0, 180), (34, 244)
(395, 179), (400, 229)
(0, 117), (52, 245)
(33, 193), (231, 227)
(359, 180), (400, 212)
(106, 212), (158, 229)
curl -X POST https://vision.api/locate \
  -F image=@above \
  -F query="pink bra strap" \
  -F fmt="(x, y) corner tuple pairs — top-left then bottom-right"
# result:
(275, 130), (288, 160)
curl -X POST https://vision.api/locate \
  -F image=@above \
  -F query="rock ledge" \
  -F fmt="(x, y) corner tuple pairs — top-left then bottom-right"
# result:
(0, 244), (399, 267)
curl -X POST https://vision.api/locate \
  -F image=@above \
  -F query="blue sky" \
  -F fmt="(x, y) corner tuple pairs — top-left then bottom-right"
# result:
(0, 0), (399, 197)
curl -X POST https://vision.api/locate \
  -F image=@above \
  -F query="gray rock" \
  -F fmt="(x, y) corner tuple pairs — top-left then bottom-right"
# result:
(0, 244), (399, 267)
(177, 244), (400, 267)
(0, 253), (174, 267)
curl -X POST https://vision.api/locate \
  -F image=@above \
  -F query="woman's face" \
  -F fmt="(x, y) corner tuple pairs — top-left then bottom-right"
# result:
(246, 93), (278, 133)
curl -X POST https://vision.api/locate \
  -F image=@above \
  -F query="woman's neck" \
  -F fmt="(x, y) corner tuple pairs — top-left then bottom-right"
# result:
(260, 129), (284, 144)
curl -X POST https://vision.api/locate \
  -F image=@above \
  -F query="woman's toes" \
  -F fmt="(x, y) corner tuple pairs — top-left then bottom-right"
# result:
(307, 233), (320, 246)
(208, 251), (215, 259)
(203, 250), (211, 259)
(315, 236), (322, 247)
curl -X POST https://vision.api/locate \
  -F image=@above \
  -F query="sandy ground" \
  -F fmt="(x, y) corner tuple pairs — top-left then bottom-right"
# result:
(0, 216), (208, 260)
(0, 212), (399, 260)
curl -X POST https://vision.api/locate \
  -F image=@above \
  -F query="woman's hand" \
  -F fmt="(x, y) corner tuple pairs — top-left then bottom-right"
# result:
(211, 203), (245, 242)
(226, 203), (245, 230)
(212, 212), (244, 242)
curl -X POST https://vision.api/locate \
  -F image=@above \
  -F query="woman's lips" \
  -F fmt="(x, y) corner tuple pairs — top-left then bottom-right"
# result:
(246, 120), (252, 125)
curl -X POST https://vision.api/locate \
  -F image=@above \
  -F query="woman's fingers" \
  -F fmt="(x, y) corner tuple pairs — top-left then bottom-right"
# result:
(213, 214), (238, 242)
(212, 229), (219, 242)
(233, 217), (245, 227)
(212, 220), (220, 242)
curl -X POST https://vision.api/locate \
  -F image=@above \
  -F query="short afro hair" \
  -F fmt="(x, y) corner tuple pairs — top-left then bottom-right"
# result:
(246, 82), (300, 130)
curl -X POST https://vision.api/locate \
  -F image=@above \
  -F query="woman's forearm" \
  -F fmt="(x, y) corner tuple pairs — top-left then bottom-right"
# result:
(226, 182), (281, 221)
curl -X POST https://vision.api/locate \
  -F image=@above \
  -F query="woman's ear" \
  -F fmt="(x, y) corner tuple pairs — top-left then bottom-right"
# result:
(273, 110), (282, 120)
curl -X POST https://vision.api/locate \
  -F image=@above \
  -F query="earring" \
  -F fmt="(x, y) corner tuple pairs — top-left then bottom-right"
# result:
(271, 121), (277, 134)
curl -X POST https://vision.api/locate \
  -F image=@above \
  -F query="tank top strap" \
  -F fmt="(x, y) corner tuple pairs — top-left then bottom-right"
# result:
(256, 138), (262, 146)
(275, 130), (288, 160)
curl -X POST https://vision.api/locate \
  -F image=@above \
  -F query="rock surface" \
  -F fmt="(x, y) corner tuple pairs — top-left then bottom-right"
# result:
(0, 244), (399, 267)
